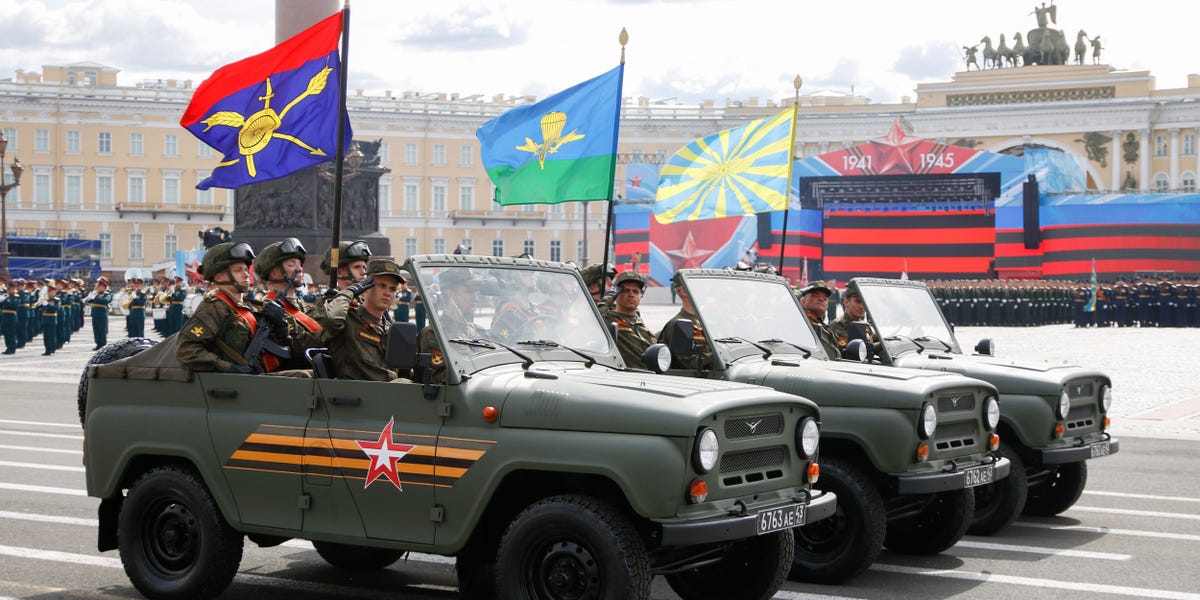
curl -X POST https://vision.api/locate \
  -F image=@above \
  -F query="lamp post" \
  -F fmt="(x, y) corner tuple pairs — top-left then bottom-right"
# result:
(1, 132), (26, 279)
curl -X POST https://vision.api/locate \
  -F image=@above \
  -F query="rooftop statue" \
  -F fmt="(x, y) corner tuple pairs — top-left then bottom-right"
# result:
(1024, 1), (1068, 65)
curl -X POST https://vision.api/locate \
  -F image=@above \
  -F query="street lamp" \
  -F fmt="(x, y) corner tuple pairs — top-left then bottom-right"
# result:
(1, 132), (26, 279)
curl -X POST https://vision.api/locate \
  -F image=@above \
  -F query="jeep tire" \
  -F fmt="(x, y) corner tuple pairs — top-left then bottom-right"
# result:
(118, 465), (244, 600)
(665, 529), (793, 600)
(790, 457), (885, 584)
(1023, 460), (1088, 516)
(78, 337), (157, 427)
(312, 541), (405, 570)
(969, 441), (1027, 535)
(495, 494), (651, 600)
(884, 488), (974, 554)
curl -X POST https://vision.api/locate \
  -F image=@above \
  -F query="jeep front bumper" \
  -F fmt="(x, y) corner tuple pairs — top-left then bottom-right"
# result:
(658, 489), (837, 546)
(1042, 435), (1119, 464)
(896, 456), (1012, 495)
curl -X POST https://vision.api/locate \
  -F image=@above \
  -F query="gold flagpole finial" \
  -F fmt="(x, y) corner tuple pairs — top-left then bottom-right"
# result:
(793, 75), (803, 103)
(619, 28), (629, 65)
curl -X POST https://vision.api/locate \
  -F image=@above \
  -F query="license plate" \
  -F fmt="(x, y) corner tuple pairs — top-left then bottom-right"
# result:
(756, 504), (806, 534)
(962, 464), (994, 488)
(1090, 441), (1112, 458)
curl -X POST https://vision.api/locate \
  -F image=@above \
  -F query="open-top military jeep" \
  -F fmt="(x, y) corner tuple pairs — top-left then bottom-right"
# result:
(82, 255), (834, 600)
(652, 269), (1009, 584)
(849, 277), (1118, 534)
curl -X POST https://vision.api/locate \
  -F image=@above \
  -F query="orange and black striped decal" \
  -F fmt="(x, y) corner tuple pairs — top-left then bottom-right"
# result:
(224, 424), (494, 488)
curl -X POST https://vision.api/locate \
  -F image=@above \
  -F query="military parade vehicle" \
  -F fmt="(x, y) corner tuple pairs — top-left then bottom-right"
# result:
(81, 254), (835, 600)
(649, 269), (1009, 584)
(847, 277), (1118, 534)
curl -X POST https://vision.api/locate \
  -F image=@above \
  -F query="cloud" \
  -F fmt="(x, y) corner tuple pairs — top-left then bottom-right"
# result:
(394, 6), (527, 51)
(893, 41), (960, 80)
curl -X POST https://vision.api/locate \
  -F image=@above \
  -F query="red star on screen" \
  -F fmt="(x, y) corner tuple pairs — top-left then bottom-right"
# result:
(867, 120), (924, 174)
(630, 174), (642, 188)
(666, 231), (715, 269)
(355, 417), (416, 491)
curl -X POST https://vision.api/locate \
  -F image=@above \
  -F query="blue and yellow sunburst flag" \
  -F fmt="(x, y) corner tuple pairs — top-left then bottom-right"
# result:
(654, 107), (797, 224)
(1084, 257), (1098, 313)
(477, 66), (624, 205)
(180, 11), (352, 190)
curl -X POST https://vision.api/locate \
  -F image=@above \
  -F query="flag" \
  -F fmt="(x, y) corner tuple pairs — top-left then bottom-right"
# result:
(654, 107), (796, 224)
(901, 259), (909, 280)
(1084, 258), (1098, 312)
(477, 66), (624, 205)
(181, 11), (351, 190)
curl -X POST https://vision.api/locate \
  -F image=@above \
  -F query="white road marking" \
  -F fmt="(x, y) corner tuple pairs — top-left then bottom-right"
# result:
(0, 429), (83, 441)
(0, 482), (86, 496)
(0, 419), (79, 429)
(0, 511), (96, 527)
(1083, 490), (1200, 504)
(0, 544), (121, 568)
(0, 460), (85, 473)
(956, 539), (1131, 560)
(871, 563), (1200, 599)
(1069, 505), (1200, 521)
(0, 444), (81, 455)
(1012, 521), (1200, 542)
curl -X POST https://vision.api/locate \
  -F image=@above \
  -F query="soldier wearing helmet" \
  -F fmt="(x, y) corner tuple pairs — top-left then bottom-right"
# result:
(606, 271), (656, 367)
(177, 242), (290, 374)
(580, 262), (617, 303)
(87, 276), (113, 349)
(325, 259), (409, 381)
(308, 240), (373, 326)
(255, 238), (324, 370)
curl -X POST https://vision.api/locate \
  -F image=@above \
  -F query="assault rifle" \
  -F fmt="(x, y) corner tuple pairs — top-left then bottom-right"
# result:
(243, 269), (299, 373)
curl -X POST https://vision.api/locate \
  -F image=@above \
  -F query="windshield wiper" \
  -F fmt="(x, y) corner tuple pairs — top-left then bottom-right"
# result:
(758, 338), (812, 358)
(516, 339), (596, 367)
(450, 338), (535, 369)
(884, 334), (929, 354)
(714, 336), (774, 360)
(914, 336), (953, 352)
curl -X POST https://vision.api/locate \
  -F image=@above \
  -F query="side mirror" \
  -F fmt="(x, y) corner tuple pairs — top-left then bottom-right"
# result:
(847, 321), (869, 342)
(974, 338), (995, 356)
(669, 319), (695, 357)
(842, 339), (868, 362)
(642, 344), (672, 373)
(385, 322), (419, 370)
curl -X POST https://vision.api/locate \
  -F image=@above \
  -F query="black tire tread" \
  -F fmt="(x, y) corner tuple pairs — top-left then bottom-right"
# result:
(968, 441), (1028, 535)
(884, 488), (975, 555)
(789, 456), (885, 584)
(1023, 460), (1088, 516)
(78, 337), (157, 426)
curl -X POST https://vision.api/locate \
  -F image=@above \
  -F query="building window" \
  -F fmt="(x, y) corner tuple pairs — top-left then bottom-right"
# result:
(549, 202), (562, 215)
(163, 174), (180, 205)
(378, 177), (391, 212)
(459, 182), (474, 211)
(404, 237), (418, 258)
(1184, 134), (1196, 156)
(129, 132), (144, 156)
(433, 144), (446, 166)
(98, 131), (112, 155)
(66, 130), (81, 154)
(1154, 172), (1170, 191)
(96, 169), (114, 206)
(196, 171), (214, 205)
(99, 232), (112, 259)
(198, 142), (213, 159)
(129, 233), (144, 260)
(523, 203), (537, 213)
(1182, 171), (1196, 192)
(405, 143), (418, 165)
(35, 129), (50, 153)
(404, 181), (419, 212)
(128, 172), (146, 203)
(1, 128), (16, 150)
(164, 234), (178, 258)
(549, 240), (562, 262)
(432, 182), (447, 213)
(34, 171), (51, 205)
(1154, 135), (1167, 157)
(492, 239), (504, 257)
(460, 144), (473, 166)
(379, 142), (389, 163)
(65, 170), (83, 206)
(523, 239), (535, 257)
(164, 134), (179, 158)
(433, 238), (446, 254)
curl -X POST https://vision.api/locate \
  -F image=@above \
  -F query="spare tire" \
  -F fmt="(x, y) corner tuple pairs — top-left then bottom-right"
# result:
(78, 338), (158, 427)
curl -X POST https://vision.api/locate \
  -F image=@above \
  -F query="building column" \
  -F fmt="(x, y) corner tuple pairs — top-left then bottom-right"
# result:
(1110, 130), (1121, 191)
(1139, 129), (1150, 192)
(1169, 128), (1180, 189)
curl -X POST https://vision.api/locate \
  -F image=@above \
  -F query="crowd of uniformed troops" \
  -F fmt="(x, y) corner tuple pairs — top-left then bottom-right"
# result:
(2, 276), (101, 356)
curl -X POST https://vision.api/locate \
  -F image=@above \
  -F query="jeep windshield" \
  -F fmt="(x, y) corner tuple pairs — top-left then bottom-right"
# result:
(856, 281), (961, 356)
(419, 265), (613, 370)
(686, 276), (822, 363)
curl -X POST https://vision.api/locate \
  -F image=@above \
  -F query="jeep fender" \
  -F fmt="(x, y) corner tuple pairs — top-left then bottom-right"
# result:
(817, 405), (921, 475)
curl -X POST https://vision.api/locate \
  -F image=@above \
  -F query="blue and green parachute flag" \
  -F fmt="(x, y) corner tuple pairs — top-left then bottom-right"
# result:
(654, 107), (796, 224)
(476, 66), (624, 206)
(1084, 257), (1098, 313)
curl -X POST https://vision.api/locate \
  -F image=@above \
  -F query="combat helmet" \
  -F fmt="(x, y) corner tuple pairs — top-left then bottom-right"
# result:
(613, 270), (646, 290)
(320, 240), (372, 275)
(201, 241), (256, 281)
(580, 262), (617, 287)
(255, 237), (307, 281)
(365, 259), (406, 283)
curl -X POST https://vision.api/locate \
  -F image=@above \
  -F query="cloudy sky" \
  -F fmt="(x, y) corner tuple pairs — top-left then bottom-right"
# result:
(0, 0), (1195, 105)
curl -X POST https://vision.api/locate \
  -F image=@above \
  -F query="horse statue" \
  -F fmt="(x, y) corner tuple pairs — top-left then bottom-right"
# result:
(1025, 25), (1068, 65)
(1011, 32), (1026, 66)
(963, 44), (980, 71)
(1074, 30), (1089, 64)
(1090, 35), (1103, 64)
(981, 36), (999, 69)
(997, 34), (1014, 67)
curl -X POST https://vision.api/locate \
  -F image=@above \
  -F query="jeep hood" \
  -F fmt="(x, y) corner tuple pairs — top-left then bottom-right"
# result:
(891, 353), (1107, 396)
(476, 364), (812, 436)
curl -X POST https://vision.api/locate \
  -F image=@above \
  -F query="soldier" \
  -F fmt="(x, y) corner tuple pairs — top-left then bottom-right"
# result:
(39, 281), (60, 356)
(606, 271), (656, 367)
(1, 277), (17, 354)
(165, 276), (188, 337)
(419, 268), (484, 383)
(177, 242), (289, 374)
(308, 240), (372, 326)
(826, 279), (840, 322)
(1112, 278), (1131, 327)
(255, 238), (324, 371)
(1071, 282), (1089, 327)
(18, 279), (33, 347)
(87, 277), (113, 349)
(57, 279), (74, 348)
(124, 277), (148, 338)
(830, 282), (880, 357)
(1175, 279), (1190, 328)
(657, 272), (711, 370)
(394, 280), (412, 323)
(326, 259), (408, 381)
(580, 262), (617, 304)
(796, 281), (840, 359)
(1157, 278), (1175, 327)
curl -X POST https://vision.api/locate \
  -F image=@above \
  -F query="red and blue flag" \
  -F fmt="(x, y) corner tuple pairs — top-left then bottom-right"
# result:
(181, 11), (351, 190)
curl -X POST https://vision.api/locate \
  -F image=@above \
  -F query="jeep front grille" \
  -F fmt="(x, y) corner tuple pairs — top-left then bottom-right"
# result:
(937, 393), (975, 413)
(1065, 404), (1098, 432)
(724, 414), (784, 439)
(932, 421), (977, 452)
(1067, 381), (1094, 398)
(720, 446), (787, 487)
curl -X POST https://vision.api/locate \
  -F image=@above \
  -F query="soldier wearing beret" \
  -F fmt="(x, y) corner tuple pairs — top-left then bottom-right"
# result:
(325, 259), (408, 382)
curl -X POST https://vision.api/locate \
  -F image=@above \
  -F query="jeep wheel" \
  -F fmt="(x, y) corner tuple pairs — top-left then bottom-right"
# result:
(456, 540), (498, 600)
(495, 495), (651, 600)
(78, 337), (157, 427)
(119, 465), (244, 600)
(969, 442), (1028, 535)
(665, 529), (793, 600)
(884, 488), (974, 554)
(313, 541), (405, 570)
(1023, 460), (1088, 516)
(790, 457), (885, 584)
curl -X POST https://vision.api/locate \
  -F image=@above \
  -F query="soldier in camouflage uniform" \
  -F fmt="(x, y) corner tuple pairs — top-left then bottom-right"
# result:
(796, 280), (840, 359)
(419, 268), (485, 384)
(255, 238), (325, 371)
(326, 259), (408, 381)
(605, 271), (656, 367)
(830, 281), (880, 356)
(308, 240), (373, 328)
(657, 272), (711, 371)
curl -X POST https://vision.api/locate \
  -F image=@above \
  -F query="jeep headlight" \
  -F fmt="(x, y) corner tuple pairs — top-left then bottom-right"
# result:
(796, 417), (819, 458)
(984, 396), (1000, 430)
(1100, 384), (1112, 412)
(1057, 390), (1071, 420)
(642, 344), (671, 374)
(693, 427), (719, 473)
(918, 403), (938, 439)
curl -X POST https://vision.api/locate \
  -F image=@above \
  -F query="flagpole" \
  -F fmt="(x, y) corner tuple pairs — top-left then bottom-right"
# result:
(328, 0), (351, 289)
(598, 28), (628, 296)
(778, 75), (802, 276)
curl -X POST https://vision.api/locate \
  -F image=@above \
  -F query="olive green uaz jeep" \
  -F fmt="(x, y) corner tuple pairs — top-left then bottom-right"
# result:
(650, 269), (1008, 584)
(82, 255), (834, 600)
(849, 277), (1118, 534)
